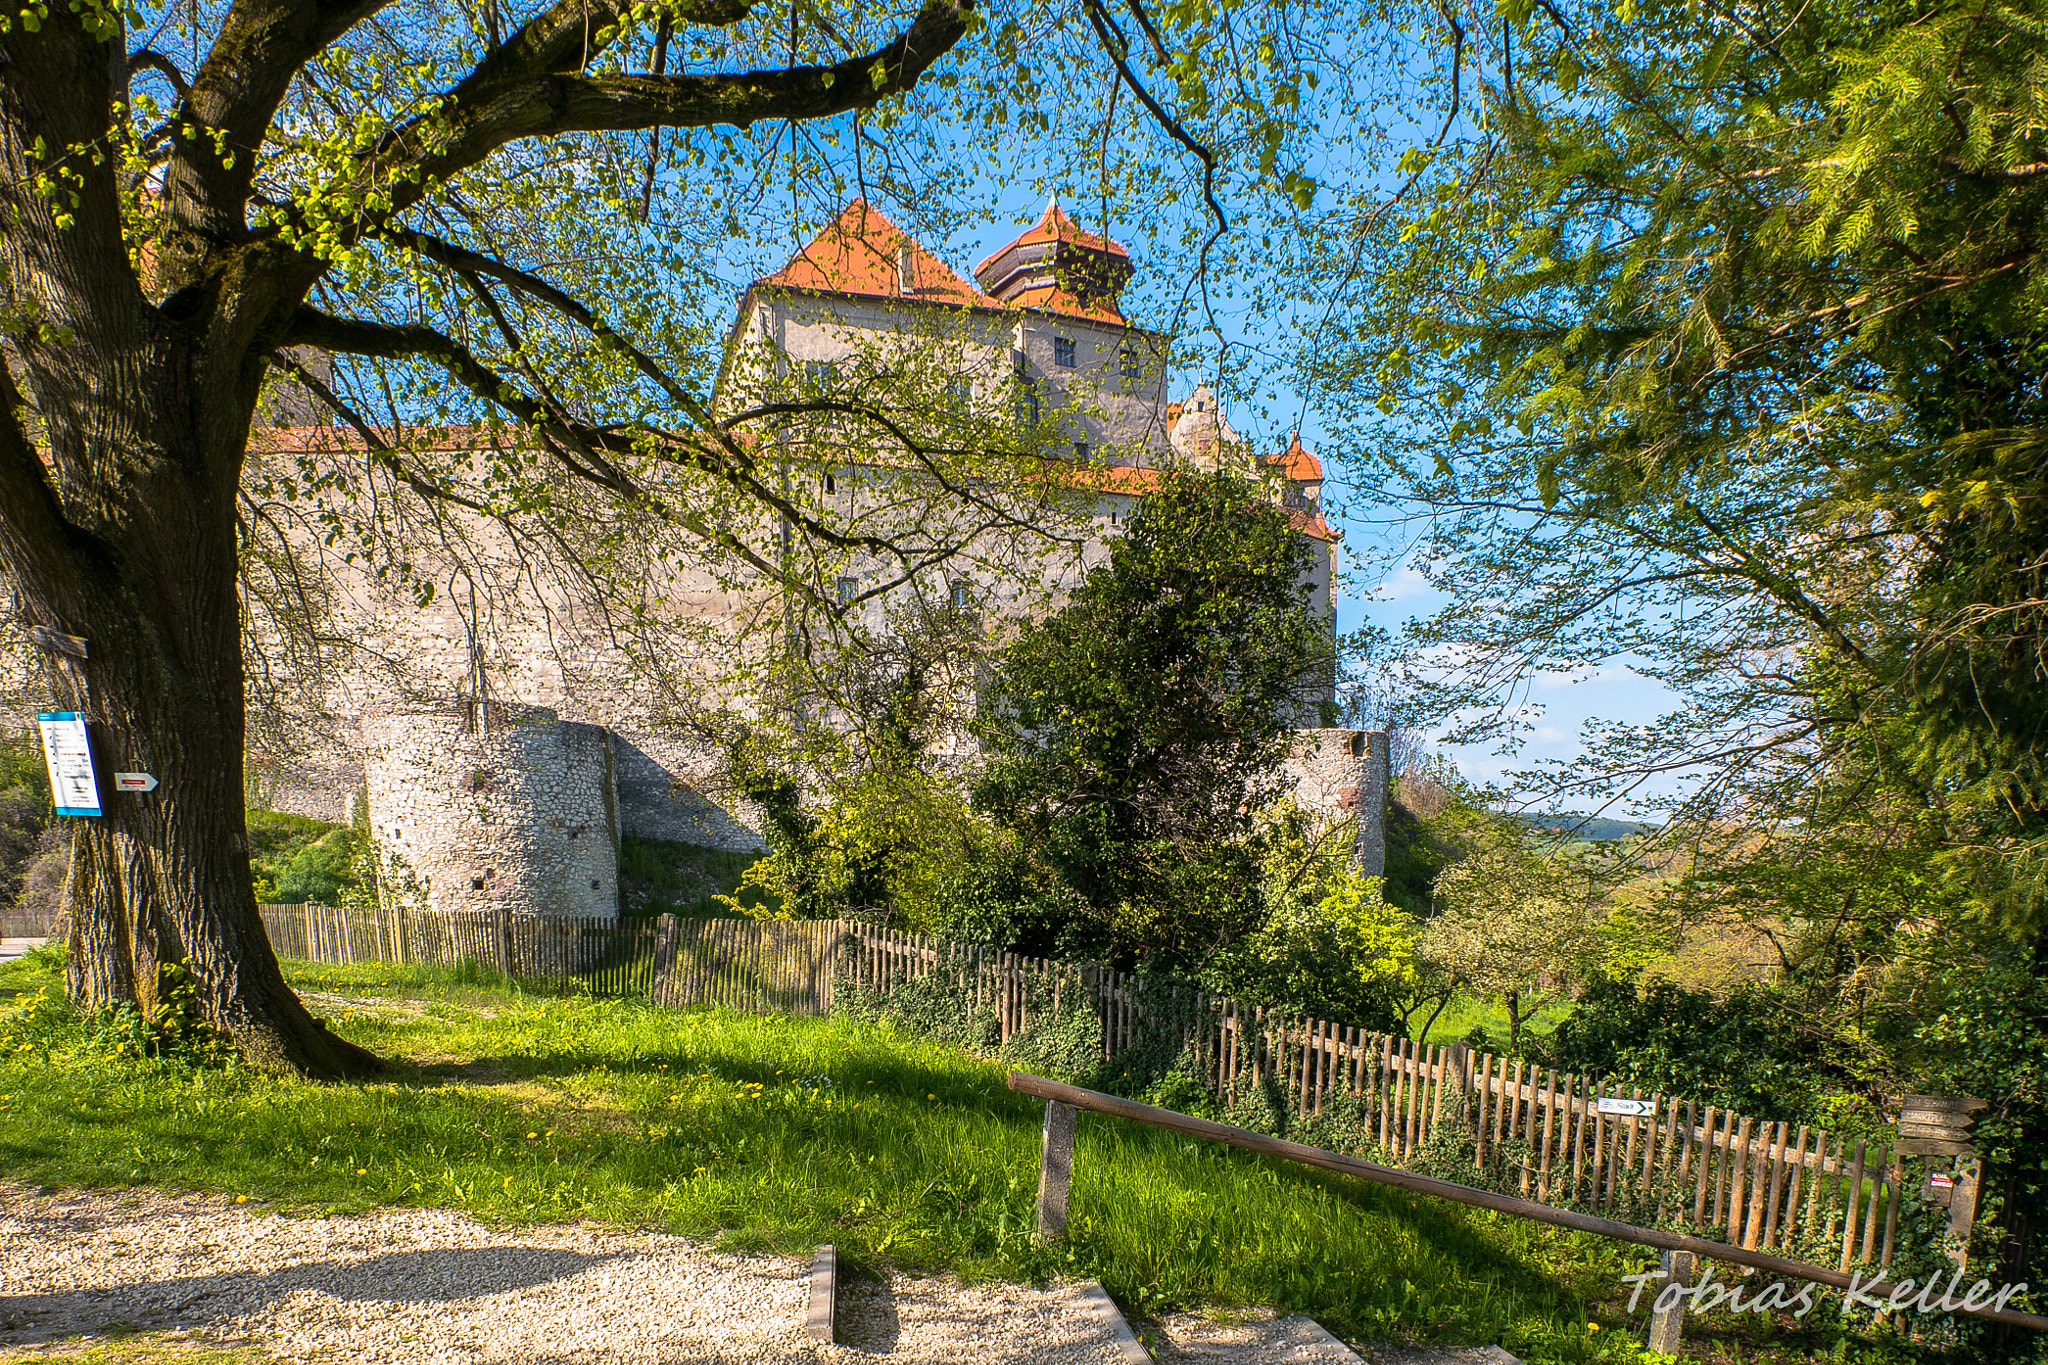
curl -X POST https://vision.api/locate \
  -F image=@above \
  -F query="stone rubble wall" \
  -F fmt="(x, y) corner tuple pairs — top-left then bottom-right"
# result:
(1281, 728), (1392, 877)
(611, 732), (768, 852)
(362, 707), (620, 918)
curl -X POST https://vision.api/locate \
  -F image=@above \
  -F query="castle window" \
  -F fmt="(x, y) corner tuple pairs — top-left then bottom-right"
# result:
(470, 877), (484, 890)
(1054, 336), (1076, 368)
(1073, 441), (1090, 461)
(950, 579), (972, 610)
(591, 879), (601, 889)
(824, 472), (836, 495)
(945, 377), (971, 412)
(1015, 378), (1040, 429)
(803, 360), (839, 394)
(835, 576), (858, 605)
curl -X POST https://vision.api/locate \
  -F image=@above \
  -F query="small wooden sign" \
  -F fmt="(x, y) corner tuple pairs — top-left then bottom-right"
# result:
(1596, 1097), (1654, 1117)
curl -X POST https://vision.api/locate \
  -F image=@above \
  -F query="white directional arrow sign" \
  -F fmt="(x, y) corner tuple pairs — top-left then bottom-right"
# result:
(114, 772), (159, 793)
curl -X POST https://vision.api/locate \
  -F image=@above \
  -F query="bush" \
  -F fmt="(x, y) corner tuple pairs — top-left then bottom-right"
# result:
(247, 811), (368, 906)
(1545, 976), (1848, 1124)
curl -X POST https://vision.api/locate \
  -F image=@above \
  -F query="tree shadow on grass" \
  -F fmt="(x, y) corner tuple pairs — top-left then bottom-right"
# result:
(436, 1048), (1038, 1118)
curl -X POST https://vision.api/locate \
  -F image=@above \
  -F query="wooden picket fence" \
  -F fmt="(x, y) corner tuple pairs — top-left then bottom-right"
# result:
(839, 925), (1928, 1270)
(258, 904), (841, 1015)
(265, 906), (1937, 1269)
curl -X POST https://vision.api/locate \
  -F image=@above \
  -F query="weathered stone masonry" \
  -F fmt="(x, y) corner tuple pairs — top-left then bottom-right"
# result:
(364, 708), (622, 918)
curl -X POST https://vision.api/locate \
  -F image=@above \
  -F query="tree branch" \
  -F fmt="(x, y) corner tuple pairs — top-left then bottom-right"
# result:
(279, 306), (952, 572)
(367, 0), (973, 223)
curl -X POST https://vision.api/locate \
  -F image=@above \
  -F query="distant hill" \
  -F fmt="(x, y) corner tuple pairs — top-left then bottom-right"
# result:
(1516, 813), (1658, 842)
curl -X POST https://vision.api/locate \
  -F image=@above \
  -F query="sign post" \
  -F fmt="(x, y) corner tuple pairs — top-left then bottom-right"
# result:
(36, 712), (102, 817)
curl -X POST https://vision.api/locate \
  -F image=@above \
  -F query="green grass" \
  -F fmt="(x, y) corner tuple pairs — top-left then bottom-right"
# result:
(1414, 991), (1577, 1049)
(0, 951), (1943, 1365)
(616, 835), (761, 917)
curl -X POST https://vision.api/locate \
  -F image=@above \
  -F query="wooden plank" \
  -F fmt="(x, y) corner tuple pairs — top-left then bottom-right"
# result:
(1537, 1070), (1560, 1203)
(1643, 1095), (1669, 1207)
(1378, 1035), (1395, 1154)
(1768, 1125), (1805, 1250)
(1474, 1053), (1494, 1168)
(1745, 1121), (1783, 1249)
(1859, 1142), (1888, 1263)
(1841, 1139), (1869, 1268)
(1709, 1112), (1734, 1235)
(1565, 1074), (1587, 1203)
(1798, 1129), (1828, 1251)
(1880, 1147), (1902, 1267)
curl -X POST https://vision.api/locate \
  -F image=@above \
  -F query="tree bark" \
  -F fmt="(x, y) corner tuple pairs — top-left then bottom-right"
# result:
(4, 367), (381, 1078)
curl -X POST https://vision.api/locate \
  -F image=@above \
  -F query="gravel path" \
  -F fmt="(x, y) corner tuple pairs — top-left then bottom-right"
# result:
(0, 1185), (1131, 1364)
(1152, 1310), (1522, 1365)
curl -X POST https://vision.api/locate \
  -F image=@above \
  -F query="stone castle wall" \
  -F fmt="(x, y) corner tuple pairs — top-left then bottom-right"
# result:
(363, 708), (621, 918)
(1282, 728), (1392, 877)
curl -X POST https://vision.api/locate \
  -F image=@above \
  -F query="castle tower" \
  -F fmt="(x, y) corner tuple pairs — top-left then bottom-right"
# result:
(972, 199), (1135, 322)
(363, 707), (621, 919)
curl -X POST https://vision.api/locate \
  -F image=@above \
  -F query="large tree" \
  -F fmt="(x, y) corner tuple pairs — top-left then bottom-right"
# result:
(0, 0), (973, 1075)
(969, 470), (1333, 967)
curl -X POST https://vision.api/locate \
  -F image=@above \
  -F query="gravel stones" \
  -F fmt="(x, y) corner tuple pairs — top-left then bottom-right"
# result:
(0, 1185), (1134, 1364)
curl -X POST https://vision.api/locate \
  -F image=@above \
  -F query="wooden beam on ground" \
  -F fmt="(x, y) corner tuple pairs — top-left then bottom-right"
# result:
(1006, 1071), (2048, 1335)
(807, 1244), (836, 1343)
(1075, 1281), (1151, 1365)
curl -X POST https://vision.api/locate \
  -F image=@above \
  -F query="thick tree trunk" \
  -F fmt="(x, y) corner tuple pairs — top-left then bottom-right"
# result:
(0, 6), (375, 1077)
(24, 434), (382, 1078)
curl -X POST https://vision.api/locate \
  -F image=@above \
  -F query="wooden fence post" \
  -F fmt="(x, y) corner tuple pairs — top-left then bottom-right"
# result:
(1038, 1099), (1077, 1240)
(1645, 1248), (1694, 1356)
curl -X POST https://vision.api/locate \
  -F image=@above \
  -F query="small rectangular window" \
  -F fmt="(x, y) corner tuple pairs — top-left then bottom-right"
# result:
(1015, 379), (1040, 429)
(824, 472), (836, 495)
(1054, 336), (1077, 368)
(1073, 442), (1090, 461)
(803, 360), (839, 393)
(834, 576), (858, 605)
(950, 580), (972, 610)
(945, 377), (972, 411)
(1119, 346), (1139, 382)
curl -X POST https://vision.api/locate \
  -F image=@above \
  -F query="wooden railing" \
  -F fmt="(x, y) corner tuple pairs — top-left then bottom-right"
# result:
(264, 905), (1962, 1271)
(1009, 1071), (2047, 1340)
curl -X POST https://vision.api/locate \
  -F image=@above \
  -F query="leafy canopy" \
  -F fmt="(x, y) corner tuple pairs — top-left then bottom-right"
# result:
(970, 471), (1332, 968)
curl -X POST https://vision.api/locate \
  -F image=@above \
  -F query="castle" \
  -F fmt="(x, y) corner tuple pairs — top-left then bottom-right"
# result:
(251, 199), (1388, 918)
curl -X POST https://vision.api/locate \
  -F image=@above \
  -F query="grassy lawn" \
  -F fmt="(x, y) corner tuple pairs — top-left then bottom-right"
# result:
(0, 949), (1941, 1365)
(1414, 992), (1577, 1048)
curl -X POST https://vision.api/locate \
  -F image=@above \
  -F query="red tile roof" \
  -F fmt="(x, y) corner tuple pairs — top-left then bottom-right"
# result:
(971, 201), (1133, 324)
(973, 201), (1130, 275)
(1262, 433), (1324, 482)
(759, 199), (997, 307)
